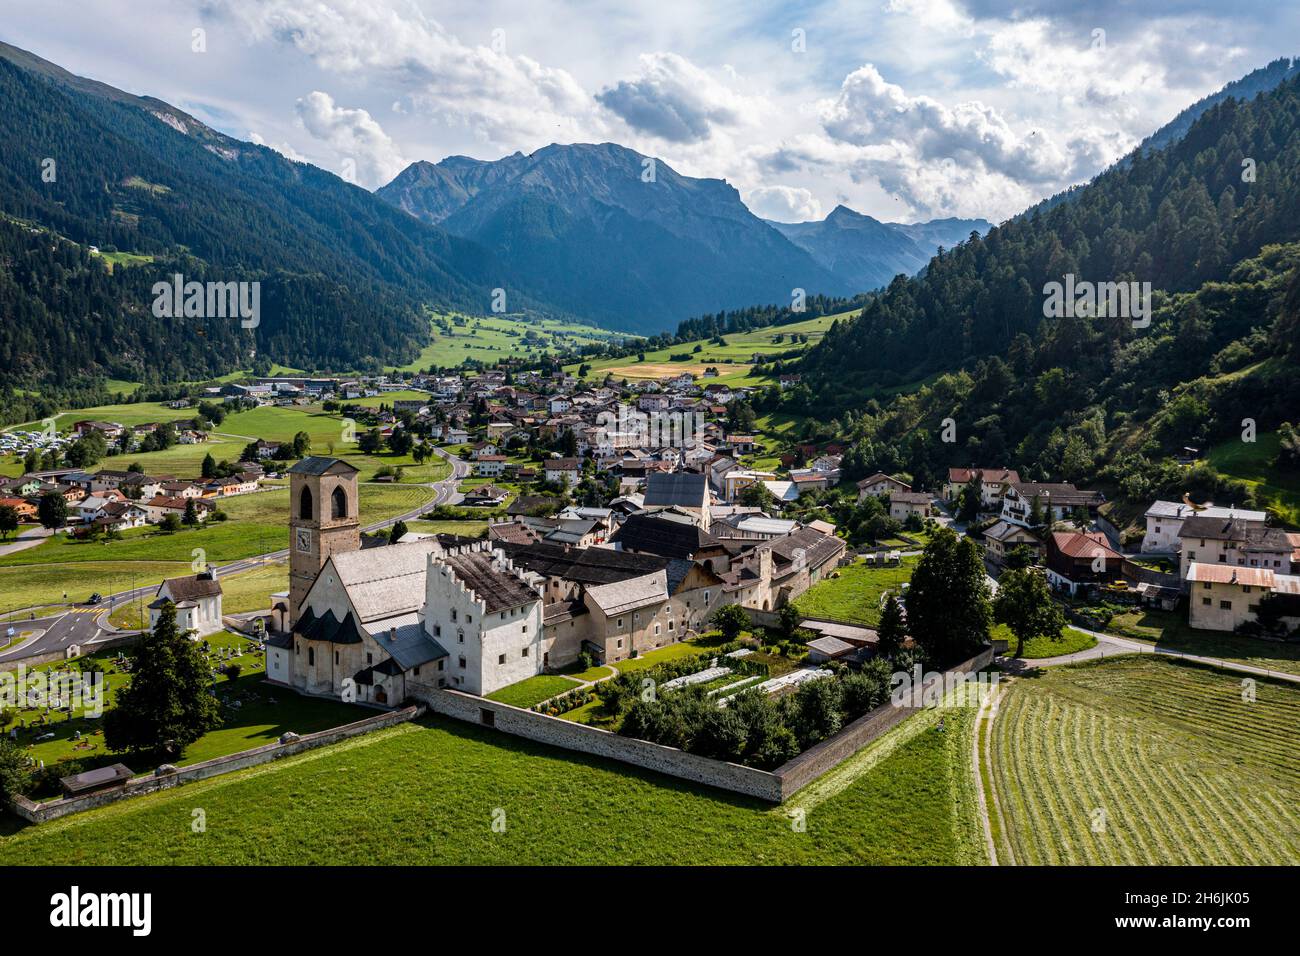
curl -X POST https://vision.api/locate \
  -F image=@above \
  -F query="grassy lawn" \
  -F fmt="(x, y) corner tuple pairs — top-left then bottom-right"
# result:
(996, 625), (1097, 659)
(389, 313), (627, 372)
(792, 557), (918, 626)
(2, 631), (362, 790)
(566, 311), (851, 386)
(406, 519), (488, 538)
(612, 633), (733, 674)
(988, 656), (1300, 864)
(1102, 606), (1300, 677)
(0, 561), (191, 613)
(1208, 430), (1300, 527)
(0, 707), (983, 864)
(1, 483), (430, 614)
(485, 675), (583, 708)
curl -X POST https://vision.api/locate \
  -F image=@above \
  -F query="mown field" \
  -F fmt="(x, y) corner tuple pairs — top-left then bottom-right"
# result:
(987, 656), (1300, 865)
(565, 310), (852, 386)
(0, 484), (431, 613)
(2, 402), (455, 484)
(389, 314), (628, 372)
(0, 704), (985, 864)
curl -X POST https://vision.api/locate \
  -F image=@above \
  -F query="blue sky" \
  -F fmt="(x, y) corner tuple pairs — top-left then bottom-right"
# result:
(5, 0), (1297, 222)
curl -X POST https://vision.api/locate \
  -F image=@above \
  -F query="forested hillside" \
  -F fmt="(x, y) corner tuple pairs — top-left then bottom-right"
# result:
(785, 75), (1300, 517)
(0, 42), (513, 397)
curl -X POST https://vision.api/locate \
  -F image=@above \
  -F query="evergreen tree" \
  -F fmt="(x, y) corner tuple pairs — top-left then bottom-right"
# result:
(201, 452), (217, 479)
(876, 594), (907, 662)
(906, 528), (992, 666)
(103, 602), (221, 757)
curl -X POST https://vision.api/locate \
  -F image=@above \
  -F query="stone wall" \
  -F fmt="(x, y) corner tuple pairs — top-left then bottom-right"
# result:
(420, 689), (783, 802)
(773, 646), (995, 799)
(8, 705), (421, 824)
(422, 644), (996, 804)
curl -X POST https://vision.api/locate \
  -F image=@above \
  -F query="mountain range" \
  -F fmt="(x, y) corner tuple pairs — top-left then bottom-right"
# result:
(1, 36), (1299, 414)
(767, 206), (989, 292)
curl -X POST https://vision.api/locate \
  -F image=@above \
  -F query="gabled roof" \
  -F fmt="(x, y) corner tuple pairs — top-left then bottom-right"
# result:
(1186, 563), (1275, 587)
(643, 472), (708, 508)
(611, 513), (723, 560)
(325, 539), (443, 622)
(586, 570), (668, 616)
(159, 572), (222, 602)
(440, 549), (540, 614)
(1049, 531), (1123, 561)
(500, 541), (670, 584)
(288, 456), (359, 477)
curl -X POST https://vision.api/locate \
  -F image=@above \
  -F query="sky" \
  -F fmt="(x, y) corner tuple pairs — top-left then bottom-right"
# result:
(4, 0), (1298, 224)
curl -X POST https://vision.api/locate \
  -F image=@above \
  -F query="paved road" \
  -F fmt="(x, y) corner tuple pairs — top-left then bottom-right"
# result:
(0, 525), (53, 558)
(0, 609), (110, 664)
(0, 448), (467, 666)
(996, 627), (1300, 685)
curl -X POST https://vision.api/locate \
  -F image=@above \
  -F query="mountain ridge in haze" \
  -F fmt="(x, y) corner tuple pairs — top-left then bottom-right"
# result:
(767, 205), (991, 292)
(378, 143), (857, 332)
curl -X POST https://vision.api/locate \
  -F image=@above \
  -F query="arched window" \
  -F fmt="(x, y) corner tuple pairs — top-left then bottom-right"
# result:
(299, 486), (313, 520)
(331, 485), (348, 519)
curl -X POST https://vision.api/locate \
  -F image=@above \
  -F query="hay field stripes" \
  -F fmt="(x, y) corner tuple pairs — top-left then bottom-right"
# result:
(988, 657), (1300, 865)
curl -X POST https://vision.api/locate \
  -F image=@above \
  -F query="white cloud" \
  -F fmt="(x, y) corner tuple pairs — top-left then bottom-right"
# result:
(746, 185), (823, 222)
(819, 64), (1069, 184)
(247, 131), (306, 163)
(596, 52), (765, 143)
(211, 0), (597, 147)
(294, 91), (407, 187)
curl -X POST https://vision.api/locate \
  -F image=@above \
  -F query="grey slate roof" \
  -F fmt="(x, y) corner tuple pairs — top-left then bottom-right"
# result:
(611, 513), (722, 559)
(288, 456), (359, 476)
(643, 472), (708, 508)
(327, 539), (442, 622)
(441, 550), (540, 614)
(363, 614), (449, 669)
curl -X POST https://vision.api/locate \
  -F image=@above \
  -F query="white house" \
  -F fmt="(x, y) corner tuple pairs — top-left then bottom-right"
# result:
(150, 570), (224, 638)
(424, 544), (544, 696)
(544, 458), (581, 487)
(474, 455), (508, 477)
(1142, 500), (1267, 553)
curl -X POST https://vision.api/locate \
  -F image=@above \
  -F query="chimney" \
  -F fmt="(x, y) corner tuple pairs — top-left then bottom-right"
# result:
(389, 627), (397, 643)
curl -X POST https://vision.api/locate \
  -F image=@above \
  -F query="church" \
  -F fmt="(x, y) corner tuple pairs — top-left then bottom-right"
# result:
(264, 457), (545, 705)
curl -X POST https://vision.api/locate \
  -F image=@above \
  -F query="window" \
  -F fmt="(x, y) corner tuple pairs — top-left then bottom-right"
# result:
(501, 612), (506, 620)
(1202, 597), (1211, 606)
(451, 608), (457, 622)
(668, 620), (675, 632)
(1220, 600), (1232, 610)
(654, 624), (661, 636)
(334, 650), (339, 665)
(617, 618), (623, 629)
(522, 624), (528, 634)
(458, 630), (464, 644)
(1202, 582), (1211, 590)
(1243, 586), (1252, 594)
(704, 591), (711, 606)
(458, 656), (466, 669)
(298, 486), (313, 520)
(498, 654), (506, 665)
(437, 660), (444, 671)
(367, 652), (373, 664)
(413, 666), (421, 676)
(331, 485), (347, 519)
(308, 647), (315, 666)
(617, 639), (624, 649)
(521, 647), (529, 658)
(434, 624), (441, 637)
(467, 614), (472, 623)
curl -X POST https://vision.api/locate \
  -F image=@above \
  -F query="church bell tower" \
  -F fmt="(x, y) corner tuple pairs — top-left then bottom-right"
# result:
(287, 457), (361, 626)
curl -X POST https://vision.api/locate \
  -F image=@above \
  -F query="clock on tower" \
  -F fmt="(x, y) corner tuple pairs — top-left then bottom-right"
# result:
(286, 457), (360, 626)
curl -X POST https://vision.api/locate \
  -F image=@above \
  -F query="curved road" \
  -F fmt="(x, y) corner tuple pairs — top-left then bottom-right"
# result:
(0, 447), (467, 665)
